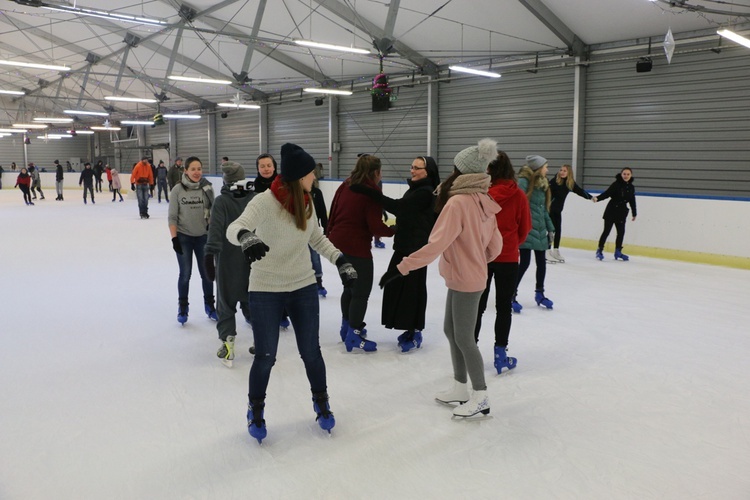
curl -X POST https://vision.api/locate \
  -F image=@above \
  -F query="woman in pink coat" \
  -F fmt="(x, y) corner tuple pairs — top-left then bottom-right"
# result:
(389, 138), (502, 418)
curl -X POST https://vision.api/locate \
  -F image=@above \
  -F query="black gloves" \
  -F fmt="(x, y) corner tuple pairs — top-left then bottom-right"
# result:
(379, 268), (403, 289)
(348, 183), (384, 202)
(238, 230), (269, 263)
(335, 255), (358, 289)
(171, 237), (183, 255)
(131, 183), (135, 190)
(204, 254), (216, 281)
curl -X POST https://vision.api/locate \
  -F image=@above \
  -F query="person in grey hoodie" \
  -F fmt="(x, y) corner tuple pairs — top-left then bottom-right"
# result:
(168, 156), (216, 325)
(29, 164), (44, 200)
(204, 161), (255, 367)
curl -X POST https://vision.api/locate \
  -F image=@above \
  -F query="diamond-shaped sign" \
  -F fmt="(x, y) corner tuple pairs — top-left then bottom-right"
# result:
(664, 28), (675, 64)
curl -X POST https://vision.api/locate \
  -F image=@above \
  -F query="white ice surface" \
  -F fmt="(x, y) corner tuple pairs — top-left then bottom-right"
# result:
(1, 190), (749, 500)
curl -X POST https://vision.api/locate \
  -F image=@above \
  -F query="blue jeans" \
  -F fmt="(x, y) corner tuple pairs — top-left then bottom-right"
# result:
(136, 184), (150, 215)
(175, 233), (213, 303)
(247, 284), (326, 401)
(309, 246), (322, 278)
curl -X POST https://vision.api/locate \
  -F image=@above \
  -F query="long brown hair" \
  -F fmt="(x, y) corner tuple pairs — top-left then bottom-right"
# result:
(488, 151), (515, 182)
(555, 164), (575, 190)
(348, 155), (381, 185)
(279, 177), (313, 230)
(434, 168), (461, 214)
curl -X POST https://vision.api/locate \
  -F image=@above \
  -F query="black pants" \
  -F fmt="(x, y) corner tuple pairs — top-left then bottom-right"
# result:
(598, 220), (626, 250)
(476, 262), (518, 347)
(112, 188), (123, 201)
(95, 176), (103, 192)
(549, 210), (562, 248)
(19, 184), (32, 203)
(517, 249), (547, 294)
(340, 255), (374, 330)
(83, 184), (95, 202)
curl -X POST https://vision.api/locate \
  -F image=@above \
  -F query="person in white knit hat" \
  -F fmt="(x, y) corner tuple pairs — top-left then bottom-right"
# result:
(385, 138), (503, 419)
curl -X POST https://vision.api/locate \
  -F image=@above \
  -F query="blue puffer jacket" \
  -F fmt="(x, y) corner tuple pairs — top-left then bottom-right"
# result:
(517, 166), (555, 251)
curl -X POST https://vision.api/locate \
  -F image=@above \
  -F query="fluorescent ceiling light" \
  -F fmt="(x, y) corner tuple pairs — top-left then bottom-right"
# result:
(717, 29), (750, 49)
(37, 135), (62, 140)
(69, 130), (95, 134)
(13, 123), (48, 129)
(121, 120), (154, 126)
(42, 6), (166, 26)
(168, 75), (233, 85)
(0, 128), (28, 133)
(91, 126), (122, 131)
(0, 89), (25, 96)
(449, 65), (502, 78)
(303, 88), (353, 96)
(105, 96), (159, 104)
(294, 40), (370, 55)
(217, 103), (261, 109)
(163, 114), (201, 119)
(0, 60), (71, 72)
(33, 117), (74, 123)
(64, 110), (110, 117)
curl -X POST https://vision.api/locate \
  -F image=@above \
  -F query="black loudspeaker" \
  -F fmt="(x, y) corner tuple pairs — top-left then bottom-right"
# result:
(372, 93), (390, 112)
(636, 57), (653, 73)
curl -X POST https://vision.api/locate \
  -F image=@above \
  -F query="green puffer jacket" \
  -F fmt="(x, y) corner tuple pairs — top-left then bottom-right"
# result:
(517, 166), (555, 251)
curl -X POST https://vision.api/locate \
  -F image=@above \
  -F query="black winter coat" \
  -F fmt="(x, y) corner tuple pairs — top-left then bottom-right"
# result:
(79, 168), (95, 186)
(549, 178), (591, 213)
(597, 173), (637, 222)
(379, 177), (437, 255)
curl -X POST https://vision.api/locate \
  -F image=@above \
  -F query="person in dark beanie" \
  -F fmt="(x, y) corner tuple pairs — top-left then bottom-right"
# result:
(593, 167), (637, 261)
(79, 162), (95, 204)
(54, 160), (64, 201)
(514, 154), (555, 311)
(327, 154), (395, 352)
(155, 160), (169, 203)
(227, 142), (356, 444)
(205, 161), (255, 367)
(93, 160), (104, 193)
(390, 138), (502, 418)
(254, 153), (277, 193)
(349, 155), (440, 353)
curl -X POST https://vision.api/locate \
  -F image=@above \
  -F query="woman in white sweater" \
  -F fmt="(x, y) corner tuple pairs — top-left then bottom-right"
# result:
(227, 143), (357, 445)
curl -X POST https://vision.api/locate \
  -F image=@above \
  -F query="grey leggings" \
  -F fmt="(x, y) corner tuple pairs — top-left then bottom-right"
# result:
(444, 289), (486, 391)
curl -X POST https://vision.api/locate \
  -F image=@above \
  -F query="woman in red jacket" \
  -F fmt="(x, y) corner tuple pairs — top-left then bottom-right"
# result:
(15, 167), (33, 205)
(474, 151), (531, 374)
(326, 154), (394, 352)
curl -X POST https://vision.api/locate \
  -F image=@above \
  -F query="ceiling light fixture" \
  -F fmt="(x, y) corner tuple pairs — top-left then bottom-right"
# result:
(0, 60), (71, 71)
(0, 128), (28, 133)
(217, 103), (261, 109)
(302, 88), (353, 96)
(64, 110), (110, 117)
(717, 29), (750, 49)
(168, 75), (233, 85)
(121, 120), (155, 126)
(12, 123), (48, 129)
(105, 96), (159, 103)
(42, 6), (166, 26)
(69, 130), (95, 134)
(162, 114), (201, 119)
(449, 65), (502, 78)
(90, 125), (122, 131)
(33, 117), (74, 123)
(0, 89), (25, 96)
(294, 40), (371, 55)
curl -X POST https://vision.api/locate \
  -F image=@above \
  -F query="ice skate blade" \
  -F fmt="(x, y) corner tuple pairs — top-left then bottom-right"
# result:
(435, 398), (469, 407)
(451, 411), (492, 421)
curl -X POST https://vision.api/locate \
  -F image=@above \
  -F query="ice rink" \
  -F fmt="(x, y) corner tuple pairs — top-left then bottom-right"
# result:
(1, 188), (748, 499)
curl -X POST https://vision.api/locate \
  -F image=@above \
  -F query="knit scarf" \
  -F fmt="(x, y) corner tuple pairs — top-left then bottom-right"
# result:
(270, 176), (310, 216)
(180, 174), (214, 221)
(438, 172), (491, 197)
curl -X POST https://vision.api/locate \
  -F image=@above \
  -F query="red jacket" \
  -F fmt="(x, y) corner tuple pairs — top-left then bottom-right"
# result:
(15, 173), (31, 188)
(326, 178), (395, 259)
(488, 179), (532, 263)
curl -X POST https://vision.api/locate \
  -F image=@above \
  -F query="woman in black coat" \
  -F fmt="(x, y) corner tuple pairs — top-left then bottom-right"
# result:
(593, 167), (637, 261)
(351, 156), (440, 352)
(547, 164), (592, 262)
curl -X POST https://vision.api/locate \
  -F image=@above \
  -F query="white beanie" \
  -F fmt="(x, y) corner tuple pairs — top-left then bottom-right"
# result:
(454, 138), (497, 174)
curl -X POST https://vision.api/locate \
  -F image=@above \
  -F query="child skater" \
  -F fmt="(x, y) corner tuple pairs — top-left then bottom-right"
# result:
(593, 167), (637, 261)
(111, 168), (124, 202)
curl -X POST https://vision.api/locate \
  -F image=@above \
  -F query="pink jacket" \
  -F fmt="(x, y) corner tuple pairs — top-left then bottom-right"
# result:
(398, 192), (503, 293)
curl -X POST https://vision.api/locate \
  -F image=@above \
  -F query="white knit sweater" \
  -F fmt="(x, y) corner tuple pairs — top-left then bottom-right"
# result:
(227, 190), (342, 292)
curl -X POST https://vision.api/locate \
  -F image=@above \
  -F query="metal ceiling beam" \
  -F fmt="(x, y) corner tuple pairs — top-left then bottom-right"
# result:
(159, 25), (186, 101)
(517, 0), (586, 56)
(383, 0), (401, 39)
(165, 1), (336, 87)
(235, 0), (268, 84)
(311, 0), (438, 75)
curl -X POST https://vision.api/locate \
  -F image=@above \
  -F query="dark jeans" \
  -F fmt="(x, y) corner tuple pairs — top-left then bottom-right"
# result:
(135, 184), (149, 215)
(19, 184), (32, 203)
(95, 175), (103, 192)
(175, 233), (213, 303)
(157, 179), (169, 202)
(517, 249), (547, 294)
(339, 255), (374, 329)
(247, 284), (327, 401)
(476, 262), (518, 347)
(82, 184), (95, 202)
(549, 210), (562, 248)
(598, 220), (626, 250)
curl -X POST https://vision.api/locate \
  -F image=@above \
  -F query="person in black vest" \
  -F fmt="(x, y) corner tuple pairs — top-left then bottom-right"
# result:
(93, 160), (104, 192)
(593, 167), (637, 261)
(54, 160), (64, 201)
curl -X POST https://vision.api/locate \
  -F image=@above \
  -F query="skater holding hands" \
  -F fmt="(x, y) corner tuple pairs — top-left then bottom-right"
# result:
(593, 167), (637, 261)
